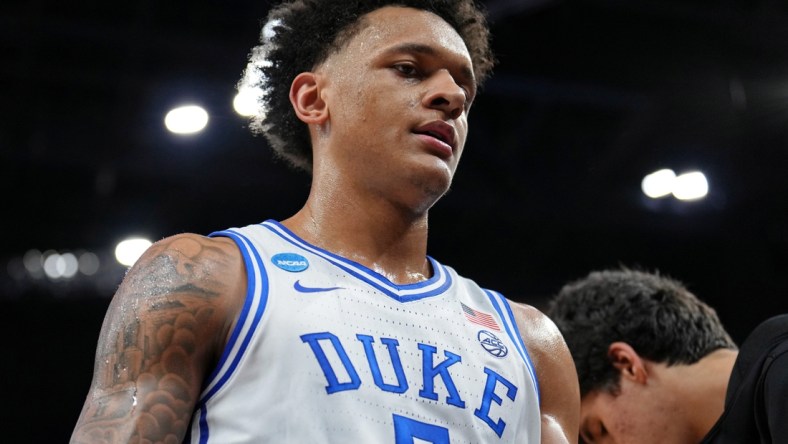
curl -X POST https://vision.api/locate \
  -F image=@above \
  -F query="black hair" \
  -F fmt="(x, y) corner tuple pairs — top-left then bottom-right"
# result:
(546, 267), (737, 397)
(239, 0), (494, 172)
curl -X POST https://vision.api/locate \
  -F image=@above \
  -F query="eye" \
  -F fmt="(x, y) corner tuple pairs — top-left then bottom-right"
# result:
(580, 420), (607, 443)
(392, 62), (420, 78)
(580, 429), (594, 444)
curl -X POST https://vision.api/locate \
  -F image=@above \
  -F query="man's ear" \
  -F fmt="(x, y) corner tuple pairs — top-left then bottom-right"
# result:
(608, 341), (649, 384)
(289, 72), (328, 125)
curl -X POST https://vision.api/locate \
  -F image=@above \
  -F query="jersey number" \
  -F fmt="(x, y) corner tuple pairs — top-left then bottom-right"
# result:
(393, 414), (450, 443)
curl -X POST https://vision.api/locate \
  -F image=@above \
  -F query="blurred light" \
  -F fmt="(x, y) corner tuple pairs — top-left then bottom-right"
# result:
(164, 105), (209, 134)
(79, 251), (100, 276)
(642, 168), (709, 202)
(115, 238), (152, 267)
(61, 252), (79, 278)
(42, 254), (59, 278)
(23, 249), (43, 275)
(673, 171), (709, 201)
(641, 169), (676, 198)
(42, 250), (72, 279)
(233, 87), (262, 117)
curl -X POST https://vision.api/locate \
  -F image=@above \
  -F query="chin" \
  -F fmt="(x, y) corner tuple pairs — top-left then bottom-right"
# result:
(397, 158), (454, 207)
(415, 175), (453, 206)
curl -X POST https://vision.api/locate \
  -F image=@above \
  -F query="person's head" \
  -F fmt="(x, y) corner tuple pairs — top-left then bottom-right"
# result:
(238, 0), (494, 175)
(547, 267), (737, 443)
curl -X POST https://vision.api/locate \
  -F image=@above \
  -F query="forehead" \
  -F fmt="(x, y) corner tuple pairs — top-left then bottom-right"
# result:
(338, 6), (471, 65)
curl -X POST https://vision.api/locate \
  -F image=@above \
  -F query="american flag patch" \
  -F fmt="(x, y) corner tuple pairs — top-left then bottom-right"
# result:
(461, 302), (500, 331)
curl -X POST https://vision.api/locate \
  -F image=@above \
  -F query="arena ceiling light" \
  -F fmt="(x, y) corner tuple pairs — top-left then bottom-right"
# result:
(233, 87), (262, 117)
(672, 171), (709, 201)
(114, 238), (153, 267)
(642, 169), (709, 201)
(164, 105), (209, 134)
(641, 168), (676, 198)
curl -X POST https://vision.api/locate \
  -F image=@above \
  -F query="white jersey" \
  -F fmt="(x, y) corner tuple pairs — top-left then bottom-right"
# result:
(186, 220), (541, 443)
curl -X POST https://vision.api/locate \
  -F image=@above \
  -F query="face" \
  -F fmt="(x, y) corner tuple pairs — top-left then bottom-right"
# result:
(314, 6), (476, 211)
(579, 379), (696, 444)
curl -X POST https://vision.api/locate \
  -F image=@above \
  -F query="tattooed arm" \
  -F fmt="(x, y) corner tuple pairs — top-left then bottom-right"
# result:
(70, 233), (246, 444)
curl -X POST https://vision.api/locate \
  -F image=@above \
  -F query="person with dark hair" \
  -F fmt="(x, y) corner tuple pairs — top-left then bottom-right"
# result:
(71, 1), (579, 442)
(547, 268), (788, 444)
(242, 0), (496, 173)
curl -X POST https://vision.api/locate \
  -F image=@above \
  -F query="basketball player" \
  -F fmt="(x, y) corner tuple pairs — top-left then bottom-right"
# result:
(71, 1), (580, 442)
(547, 268), (788, 443)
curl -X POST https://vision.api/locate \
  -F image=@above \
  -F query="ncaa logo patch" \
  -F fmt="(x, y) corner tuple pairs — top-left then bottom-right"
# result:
(477, 330), (508, 358)
(272, 253), (309, 272)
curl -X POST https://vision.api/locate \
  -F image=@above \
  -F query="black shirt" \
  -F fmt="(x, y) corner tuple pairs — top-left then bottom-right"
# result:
(701, 314), (788, 443)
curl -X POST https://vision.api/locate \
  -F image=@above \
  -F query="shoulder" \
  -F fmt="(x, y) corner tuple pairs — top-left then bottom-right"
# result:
(139, 231), (242, 267)
(132, 232), (244, 285)
(116, 232), (247, 342)
(508, 301), (569, 361)
(507, 300), (576, 390)
(743, 313), (788, 368)
(510, 302), (577, 385)
(747, 314), (788, 343)
(737, 314), (788, 365)
(731, 314), (788, 442)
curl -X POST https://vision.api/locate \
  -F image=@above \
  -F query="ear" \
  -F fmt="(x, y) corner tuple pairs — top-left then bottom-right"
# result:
(608, 341), (649, 384)
(289, 72), (328, 125)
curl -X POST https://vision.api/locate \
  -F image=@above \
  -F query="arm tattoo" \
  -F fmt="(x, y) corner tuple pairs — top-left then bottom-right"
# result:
(72, 236), (236, 443)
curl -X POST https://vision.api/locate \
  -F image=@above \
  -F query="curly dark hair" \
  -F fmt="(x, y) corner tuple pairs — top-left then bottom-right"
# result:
(238, 0), (495, 172)
(546, 267), (737, 397)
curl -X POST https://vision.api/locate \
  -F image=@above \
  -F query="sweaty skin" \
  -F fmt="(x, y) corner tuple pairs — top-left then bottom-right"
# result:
(71, 235), (245, 443)
(515, 303), (581, 444)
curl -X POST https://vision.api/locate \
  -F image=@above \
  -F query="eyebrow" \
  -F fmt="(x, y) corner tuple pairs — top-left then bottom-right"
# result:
(381, 42), (476, 88)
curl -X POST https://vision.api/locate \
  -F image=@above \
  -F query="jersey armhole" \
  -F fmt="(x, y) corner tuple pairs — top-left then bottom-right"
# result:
(484, 290), (541, 403)
(198, 229), (271, 403)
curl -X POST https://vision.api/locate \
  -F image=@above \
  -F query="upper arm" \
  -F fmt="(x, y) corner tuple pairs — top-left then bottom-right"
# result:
(70, 233), (246, 443)
(512, 302), (580, 444)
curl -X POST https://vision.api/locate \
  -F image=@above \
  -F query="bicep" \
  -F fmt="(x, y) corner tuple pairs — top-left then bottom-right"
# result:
(513, 303), (580, 444)
(71, 234), (243, 443)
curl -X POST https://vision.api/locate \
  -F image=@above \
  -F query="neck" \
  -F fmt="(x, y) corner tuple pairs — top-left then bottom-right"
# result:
(281, 182), (433, 285)
(669, 348), (738, 441)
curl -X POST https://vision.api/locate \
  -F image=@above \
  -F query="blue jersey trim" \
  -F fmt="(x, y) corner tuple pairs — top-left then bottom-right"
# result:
(198, 404), (209, 443)
(192, 229), (270, 442)
(484, 290), (541, 404)
(261, 220), (452, 302)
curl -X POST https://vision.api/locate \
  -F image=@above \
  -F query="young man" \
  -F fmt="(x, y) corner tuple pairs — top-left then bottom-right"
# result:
(547, 268), (788, 443)
(71, 1), (579, 442)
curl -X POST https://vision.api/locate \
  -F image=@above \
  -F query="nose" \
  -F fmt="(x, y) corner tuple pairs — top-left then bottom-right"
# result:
(422, 70), (467, 120)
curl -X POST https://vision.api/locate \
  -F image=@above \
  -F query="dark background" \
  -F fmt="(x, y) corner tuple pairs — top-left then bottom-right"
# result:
(3, 0), (788, 440)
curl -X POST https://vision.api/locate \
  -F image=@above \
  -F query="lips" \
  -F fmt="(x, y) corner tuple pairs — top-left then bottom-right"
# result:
(413, 121), (457, 152)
